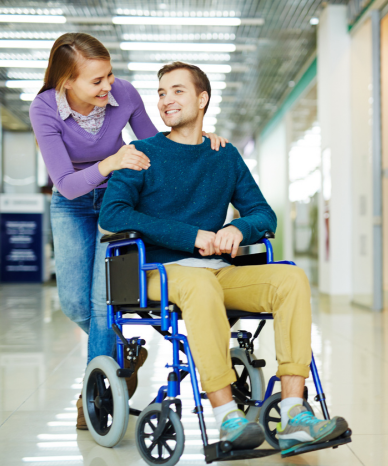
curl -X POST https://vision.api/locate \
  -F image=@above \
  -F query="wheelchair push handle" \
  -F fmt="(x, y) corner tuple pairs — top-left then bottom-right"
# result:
(100, 230), (142, 243)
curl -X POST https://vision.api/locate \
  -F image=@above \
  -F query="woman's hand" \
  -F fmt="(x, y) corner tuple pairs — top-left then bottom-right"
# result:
(98, 145), (150, 176)
(202, 131), (229, 151)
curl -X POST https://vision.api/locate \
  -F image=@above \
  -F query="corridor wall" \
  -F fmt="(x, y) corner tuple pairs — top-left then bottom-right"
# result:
(350, 19), (374, 306)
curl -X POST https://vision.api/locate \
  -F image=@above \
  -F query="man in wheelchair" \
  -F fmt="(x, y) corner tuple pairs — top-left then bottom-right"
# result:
(99, 61), (348, 455)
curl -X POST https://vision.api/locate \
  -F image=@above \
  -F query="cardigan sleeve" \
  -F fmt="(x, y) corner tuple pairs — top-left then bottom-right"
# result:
(29, 96), (107, 200)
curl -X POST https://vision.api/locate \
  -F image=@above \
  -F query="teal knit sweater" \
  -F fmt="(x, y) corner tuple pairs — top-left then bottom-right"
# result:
(99, 132), (277, 264)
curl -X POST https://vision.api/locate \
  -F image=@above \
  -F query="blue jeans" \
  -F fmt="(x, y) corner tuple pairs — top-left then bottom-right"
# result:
(50, 187), (115, 364)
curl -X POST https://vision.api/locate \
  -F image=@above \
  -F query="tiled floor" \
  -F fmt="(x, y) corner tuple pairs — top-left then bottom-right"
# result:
(0, 282), (387, 466)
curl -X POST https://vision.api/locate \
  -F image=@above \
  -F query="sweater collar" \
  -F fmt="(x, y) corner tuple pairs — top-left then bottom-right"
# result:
(155, 131), (211, 152)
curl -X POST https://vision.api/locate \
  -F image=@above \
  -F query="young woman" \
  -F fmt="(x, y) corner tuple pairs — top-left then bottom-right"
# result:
(29, 33), (228, 429)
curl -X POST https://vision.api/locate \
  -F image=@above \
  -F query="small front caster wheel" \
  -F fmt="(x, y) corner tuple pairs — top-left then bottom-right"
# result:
(83, 356), (129, 447)
(259, 392), (314, 449)
(135, 403), (185, 466)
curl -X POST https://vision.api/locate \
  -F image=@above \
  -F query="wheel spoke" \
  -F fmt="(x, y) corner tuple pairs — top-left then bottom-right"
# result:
(102, 386), (112, 401)
(99, 413), (108, 431)
(147, 420), (156, 432)
(96, 373), (106, 396)
(273, 404), (281, 415)
(161, 434), (176, 441)
(268, 416), (280, 423)
(102, 402), (113, 416)
(239, 368), (248, 385)
(147, 441), (157, 454)
(161, 440), (174, 455)
(270, 427), (277, 436)
(157, 442), (163, 458)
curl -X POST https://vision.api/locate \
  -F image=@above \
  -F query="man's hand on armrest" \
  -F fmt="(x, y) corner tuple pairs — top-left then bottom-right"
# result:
(214, 225), (243, 258)
(195, 230), (216, 257)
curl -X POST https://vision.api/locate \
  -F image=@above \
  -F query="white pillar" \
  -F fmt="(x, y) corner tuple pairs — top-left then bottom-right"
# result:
(317, 5), (352, 294)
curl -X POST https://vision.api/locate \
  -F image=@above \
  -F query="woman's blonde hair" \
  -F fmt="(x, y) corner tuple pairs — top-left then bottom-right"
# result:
(38, 32), (110, 96)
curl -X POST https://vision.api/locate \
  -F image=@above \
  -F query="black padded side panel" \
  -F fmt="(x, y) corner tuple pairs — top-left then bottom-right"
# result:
(232, 252), (267, 267)
(106, 252), (140, 305)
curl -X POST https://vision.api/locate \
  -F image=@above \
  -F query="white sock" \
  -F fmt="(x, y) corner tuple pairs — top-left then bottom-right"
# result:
(280, 397), (303, 430)
(213, 400), (239, 430)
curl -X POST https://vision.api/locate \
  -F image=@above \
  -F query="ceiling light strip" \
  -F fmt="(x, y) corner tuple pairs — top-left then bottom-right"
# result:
(65, 16), (264, 26)
(121, 42), (236, 52)
(128, 63), (232, 73)
(0, 40), (254, 53)
(0, 14), (66, 23)
(0, 14), (263, 26)
(113, 16), (241, 26)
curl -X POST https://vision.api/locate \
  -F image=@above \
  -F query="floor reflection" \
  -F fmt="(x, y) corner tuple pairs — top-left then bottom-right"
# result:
(0, 282), (387, 465)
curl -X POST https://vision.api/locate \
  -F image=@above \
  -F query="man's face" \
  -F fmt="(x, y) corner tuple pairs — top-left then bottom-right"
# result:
(157, 68), (208, 128)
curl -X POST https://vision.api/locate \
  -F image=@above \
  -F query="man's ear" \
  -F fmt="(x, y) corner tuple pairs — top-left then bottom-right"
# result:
(199, 91), (209, 110)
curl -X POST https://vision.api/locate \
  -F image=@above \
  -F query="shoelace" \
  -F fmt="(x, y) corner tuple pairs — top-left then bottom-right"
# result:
(222, 417), (247, 431)
(290, 411), (322, 426)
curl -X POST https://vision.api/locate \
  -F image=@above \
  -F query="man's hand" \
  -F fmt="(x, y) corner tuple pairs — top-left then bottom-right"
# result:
(214, 225), (243, 258)
(195, 230), (216, 256)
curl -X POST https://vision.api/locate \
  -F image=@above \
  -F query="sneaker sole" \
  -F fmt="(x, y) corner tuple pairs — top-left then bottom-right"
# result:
(280, 418), (348, 456)
(229, 423), (265, 450)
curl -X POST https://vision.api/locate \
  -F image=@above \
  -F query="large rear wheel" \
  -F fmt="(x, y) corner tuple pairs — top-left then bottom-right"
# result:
(83, 356), (129, 447)
(231, 347), (265, 422)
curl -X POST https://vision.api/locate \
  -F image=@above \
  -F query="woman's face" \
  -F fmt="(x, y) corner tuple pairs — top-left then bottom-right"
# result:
(65, 58), (115, 108)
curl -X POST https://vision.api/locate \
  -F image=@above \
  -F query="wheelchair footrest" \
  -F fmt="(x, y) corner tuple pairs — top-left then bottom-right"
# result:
(204, 442), (279, 464)
(281, 429), (352, 458)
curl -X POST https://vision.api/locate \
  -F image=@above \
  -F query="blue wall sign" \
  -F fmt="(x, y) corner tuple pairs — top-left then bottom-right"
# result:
(1, 213), (43, 282)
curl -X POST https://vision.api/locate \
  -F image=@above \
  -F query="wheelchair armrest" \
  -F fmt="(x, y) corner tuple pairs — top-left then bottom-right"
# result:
(232, 231), (275, 266)
(262, 231), (275, 240)
(100, 230), (143, 244)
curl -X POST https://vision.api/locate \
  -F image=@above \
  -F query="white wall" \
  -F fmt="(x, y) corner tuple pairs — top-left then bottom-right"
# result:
(257, 116), (292, 261)
(350, 19), (374, 306)
(317, 4), (352, 295)
(3, 131), (37, 194)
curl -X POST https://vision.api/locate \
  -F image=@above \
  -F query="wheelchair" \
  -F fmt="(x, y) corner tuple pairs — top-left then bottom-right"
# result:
(82, 230), (352, 465)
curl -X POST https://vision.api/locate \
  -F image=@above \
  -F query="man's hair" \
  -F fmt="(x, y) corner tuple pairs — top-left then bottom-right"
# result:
(157, 61), (211, 114)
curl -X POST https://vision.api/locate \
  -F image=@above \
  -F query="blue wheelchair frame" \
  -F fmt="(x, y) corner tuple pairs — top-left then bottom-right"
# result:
(104, 233), (350, 462)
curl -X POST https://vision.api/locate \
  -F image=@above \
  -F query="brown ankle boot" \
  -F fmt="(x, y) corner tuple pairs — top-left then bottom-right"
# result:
(76, 394), (88, 430)
(125, 347), (148, 399)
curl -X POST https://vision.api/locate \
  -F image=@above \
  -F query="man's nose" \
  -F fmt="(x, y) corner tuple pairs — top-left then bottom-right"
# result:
(163, 93), (176, 106)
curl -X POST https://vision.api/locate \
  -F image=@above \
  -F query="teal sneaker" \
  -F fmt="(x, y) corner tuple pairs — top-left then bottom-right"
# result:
(277, 405), (348, 456)
(220, 410), (265, 450)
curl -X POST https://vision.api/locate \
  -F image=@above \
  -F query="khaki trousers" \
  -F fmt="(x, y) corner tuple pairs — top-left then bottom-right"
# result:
(147, 264), (312, 393)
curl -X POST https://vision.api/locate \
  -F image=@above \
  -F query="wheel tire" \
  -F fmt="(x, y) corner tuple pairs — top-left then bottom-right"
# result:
(83, 356), (129, 448)
(135, 403), (185, 466)
(231, 347), (265, 422)
(259, 392), (314, 449)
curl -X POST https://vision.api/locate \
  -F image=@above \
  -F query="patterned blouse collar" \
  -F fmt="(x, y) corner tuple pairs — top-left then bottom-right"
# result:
(55, 90), (119, 121)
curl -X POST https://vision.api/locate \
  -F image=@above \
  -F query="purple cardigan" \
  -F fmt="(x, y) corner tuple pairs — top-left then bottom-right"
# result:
(29, 78), (158, 200)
